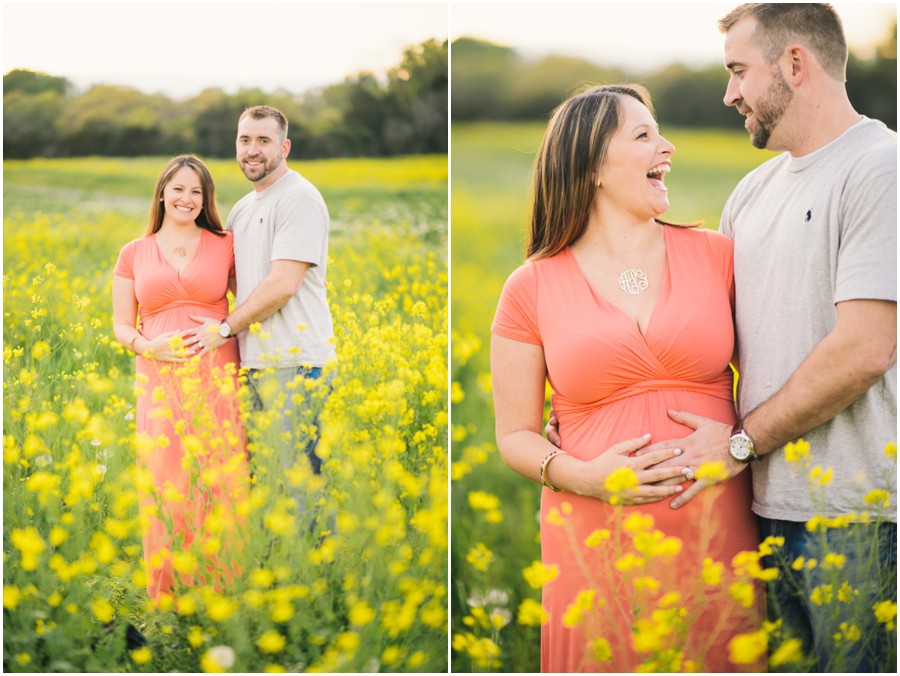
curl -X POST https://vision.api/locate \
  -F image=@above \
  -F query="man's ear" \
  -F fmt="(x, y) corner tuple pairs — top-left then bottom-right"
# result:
(785, 44), (808, 86)
(282, 137), (292, 159)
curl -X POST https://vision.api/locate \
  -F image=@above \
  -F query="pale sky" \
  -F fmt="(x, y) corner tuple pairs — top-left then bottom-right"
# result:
(451, 2), (897, 73)
(2, 1), (450, 97)
(3, 2), (894, 97)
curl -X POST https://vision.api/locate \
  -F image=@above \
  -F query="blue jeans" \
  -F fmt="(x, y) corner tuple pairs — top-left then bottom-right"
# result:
(245, 366), (333, 500)
(759, 516), (897, 672)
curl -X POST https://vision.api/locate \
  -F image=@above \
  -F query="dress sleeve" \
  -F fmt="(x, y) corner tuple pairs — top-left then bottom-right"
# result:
(113, 240), (136, 280)
(491, 263), (542, 346)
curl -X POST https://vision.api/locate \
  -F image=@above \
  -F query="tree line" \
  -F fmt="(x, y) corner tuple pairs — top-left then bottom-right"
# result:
(451, 30), (897, 130)
(3, 39), (447, 160)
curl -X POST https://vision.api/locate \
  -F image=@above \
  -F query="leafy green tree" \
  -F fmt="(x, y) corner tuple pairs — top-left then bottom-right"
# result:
(3, 68), (70, 96)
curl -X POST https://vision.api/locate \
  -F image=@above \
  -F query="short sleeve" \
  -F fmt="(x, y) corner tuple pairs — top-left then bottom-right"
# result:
(491, 263), (542, 346)
(114, 240), (137, 280)
(272, 195), (327, 268)
(835, 142), (897, 303)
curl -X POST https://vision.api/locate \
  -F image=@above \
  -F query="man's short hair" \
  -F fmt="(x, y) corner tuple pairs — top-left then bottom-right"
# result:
(239, 105), (289, 141)
(719, 3), (848, 82)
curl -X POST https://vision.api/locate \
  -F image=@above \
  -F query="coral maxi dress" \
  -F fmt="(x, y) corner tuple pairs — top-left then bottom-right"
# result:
(492, 226), (761, 672)
(114, 229), (249, 600)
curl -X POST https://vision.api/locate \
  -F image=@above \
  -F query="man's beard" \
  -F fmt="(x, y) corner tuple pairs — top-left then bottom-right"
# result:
(747, 67), (794, 149)
(241, 157), (276, 182)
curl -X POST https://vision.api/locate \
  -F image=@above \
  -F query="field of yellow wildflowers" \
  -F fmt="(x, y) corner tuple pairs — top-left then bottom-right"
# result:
(450, 122), (897, 672)
(3, 155), (448, 672)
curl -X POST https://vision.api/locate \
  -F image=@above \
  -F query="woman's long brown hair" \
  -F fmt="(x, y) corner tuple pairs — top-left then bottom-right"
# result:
(528, 84), (696, 261)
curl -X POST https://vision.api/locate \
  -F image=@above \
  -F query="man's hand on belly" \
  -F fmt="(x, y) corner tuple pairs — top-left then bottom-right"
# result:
(637, 409), (747, 509)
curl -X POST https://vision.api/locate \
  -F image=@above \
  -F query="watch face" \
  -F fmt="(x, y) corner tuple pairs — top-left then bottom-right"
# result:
(219, 324), (230, 338)
(730, 436), (752, 461)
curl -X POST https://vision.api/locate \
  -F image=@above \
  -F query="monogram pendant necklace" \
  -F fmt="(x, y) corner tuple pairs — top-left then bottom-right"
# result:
(172, 247), (188, 259)
(618, 268), (649, 295)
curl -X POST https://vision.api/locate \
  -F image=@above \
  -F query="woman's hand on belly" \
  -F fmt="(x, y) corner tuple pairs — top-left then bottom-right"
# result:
(138, 329), (199, 362)
(551, 436), (691, 505)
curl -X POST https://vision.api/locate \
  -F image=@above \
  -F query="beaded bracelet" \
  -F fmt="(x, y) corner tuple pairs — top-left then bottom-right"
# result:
(539, 449), (568, 492)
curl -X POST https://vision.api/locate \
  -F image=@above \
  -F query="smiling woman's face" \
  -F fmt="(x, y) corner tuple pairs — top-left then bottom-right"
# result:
(595, 94), (675, 221)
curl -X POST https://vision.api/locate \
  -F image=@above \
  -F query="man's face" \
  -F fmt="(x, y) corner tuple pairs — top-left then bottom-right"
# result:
(235, 116), (288, 184)
(723, 17), (794, 150)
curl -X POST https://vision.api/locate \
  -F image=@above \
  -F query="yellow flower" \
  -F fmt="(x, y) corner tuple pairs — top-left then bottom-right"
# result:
(822, 553), (846, 570)
(466, 543), (493, 572)
(176, 594), (197, 615)
(728, 630), (767, 665)
(837, 581), (859, 604)
(632, 618), (668, 653)
(695, 460), (729, 482)
(31, 340), (51, 360)
(623, 512), (654, 533)
(4, 585), (22, 610)
(769, 638), (803, 667)
(187, 626), (206, 648)
(516, 598), (549, 626)
(257, 630), (286, 654)
(563, 589), (597, 628)
(206, 596), (237, 622)
(348, 600), (376, 626)
(450, 381), (465, 403)
(11, 526), (46, 571)
(873, 600), (897, 629)
(91, 597), (115, 623)
(808, 465), (833, 487)
(729, 581), (755, 609)
(864, 489), (891, 510)
(884, 441), (897, 460)
(832, 622), (861, 643)
(784, 439), (810, 463)
(615, 553), (645, 573)
(700, 557), (725, 587)
(592, 637), (613, 662)
(633, 576), (661, 592)
(545, 507), (565, 526)
(585, 529), (611, 548)
(263, 509), (295, 536)
(130, 647), (152, 665)
(523, 560), (560, 589)
(810, 585), (833, 606)
(382, 645), (403, 666)
(604, 466), (639, 504)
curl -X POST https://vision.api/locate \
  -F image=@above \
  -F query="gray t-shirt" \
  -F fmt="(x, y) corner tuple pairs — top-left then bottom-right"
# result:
(720, 117), (897, 522)
(227, 170), (336, 369)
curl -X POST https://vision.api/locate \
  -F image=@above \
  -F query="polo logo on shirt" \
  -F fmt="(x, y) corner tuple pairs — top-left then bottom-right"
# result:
(804, 210), (812, 222)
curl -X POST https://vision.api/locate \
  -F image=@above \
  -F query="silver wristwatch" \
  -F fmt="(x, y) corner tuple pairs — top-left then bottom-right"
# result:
(728, 428), (758, 463)
(218, 321), (233, 339)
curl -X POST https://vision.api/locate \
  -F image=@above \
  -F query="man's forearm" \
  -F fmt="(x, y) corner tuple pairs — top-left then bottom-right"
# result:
(227, 262), (309, 334)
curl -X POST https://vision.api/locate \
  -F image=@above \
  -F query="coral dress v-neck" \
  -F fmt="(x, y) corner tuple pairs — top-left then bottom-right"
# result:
(492, 225), (761, 672)
(115, 229), (249, 600)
